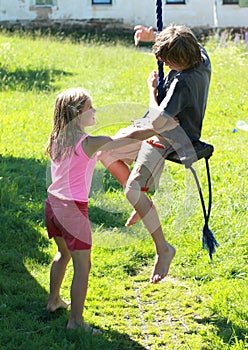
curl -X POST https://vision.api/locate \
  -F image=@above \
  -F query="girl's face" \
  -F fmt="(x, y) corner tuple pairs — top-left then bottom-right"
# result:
(79, 99), (96, 128)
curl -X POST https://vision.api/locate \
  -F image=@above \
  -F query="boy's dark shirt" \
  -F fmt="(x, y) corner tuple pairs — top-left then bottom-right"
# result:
(160, 46), (211, 141)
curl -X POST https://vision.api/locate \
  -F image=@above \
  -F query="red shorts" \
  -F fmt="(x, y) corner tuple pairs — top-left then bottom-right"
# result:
(44, 196), (92, 251)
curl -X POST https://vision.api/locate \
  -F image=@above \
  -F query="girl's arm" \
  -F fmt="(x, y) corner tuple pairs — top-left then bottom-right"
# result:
(134, 25), (156, 46)
(82, 135), (113, 158)
(82, 126), (157, 158)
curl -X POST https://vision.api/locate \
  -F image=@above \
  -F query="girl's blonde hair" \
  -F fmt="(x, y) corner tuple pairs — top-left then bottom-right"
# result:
(153, 24), (202, 70)
(46, 88), (91, 160)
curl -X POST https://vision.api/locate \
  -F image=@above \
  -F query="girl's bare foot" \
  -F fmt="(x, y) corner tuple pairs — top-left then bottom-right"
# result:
(47, 298), (70, 313)
(125, 210), (140, 227)
(150, 244), (176, 283)
(67, 319), (102, 334)
(66, 318), (89, 330)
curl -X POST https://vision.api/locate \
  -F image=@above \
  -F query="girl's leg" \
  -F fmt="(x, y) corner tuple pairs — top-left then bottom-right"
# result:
(103, 159), (130, 187)
(105, 160), (141, 226)
(47, 236), (71, 312)
(66, 249), (91, 329)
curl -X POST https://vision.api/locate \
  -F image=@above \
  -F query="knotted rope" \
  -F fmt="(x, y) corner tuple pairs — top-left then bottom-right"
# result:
(156, 0), (164, 104)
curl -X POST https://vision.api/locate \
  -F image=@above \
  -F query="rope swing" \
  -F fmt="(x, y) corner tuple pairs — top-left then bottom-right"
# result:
(156, 0), (164, 104)
(155, 0), (219, 259)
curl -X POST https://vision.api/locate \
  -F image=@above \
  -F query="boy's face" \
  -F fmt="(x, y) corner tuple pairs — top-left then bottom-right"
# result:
(164, 62), (185, 71)
(157, 56), (187, 72)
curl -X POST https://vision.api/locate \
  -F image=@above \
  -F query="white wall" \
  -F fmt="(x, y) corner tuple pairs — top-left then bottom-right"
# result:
(0, 0), (36, 21)
(0, 0), (247, 28)
(53, 0), (156, 26)
(220, 4), (248, 27)
(163, 0), (248, 28)
(163, 0), (214, 28)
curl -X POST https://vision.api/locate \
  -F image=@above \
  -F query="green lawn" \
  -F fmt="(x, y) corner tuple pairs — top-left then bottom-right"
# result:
(0, 30), (247, 350)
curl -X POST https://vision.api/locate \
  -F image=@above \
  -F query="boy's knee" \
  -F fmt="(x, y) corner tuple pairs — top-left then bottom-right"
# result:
(124, 180), (143, 205)
(124, 185), (132, 200)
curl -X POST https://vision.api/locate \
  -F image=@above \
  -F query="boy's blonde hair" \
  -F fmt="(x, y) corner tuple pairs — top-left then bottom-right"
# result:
(46, 88), (91, 160)
(153, 24), (202, 69)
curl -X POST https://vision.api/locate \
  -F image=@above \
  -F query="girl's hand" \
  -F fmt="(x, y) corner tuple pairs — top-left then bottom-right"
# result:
(134, 25), (155, 46)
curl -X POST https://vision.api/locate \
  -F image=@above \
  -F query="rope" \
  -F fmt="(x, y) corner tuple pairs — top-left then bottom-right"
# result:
(156, 0), (164, 104)
(189, 158), (218, 260)
(205, 157), (212, 222)
(189, 165), (208, 225)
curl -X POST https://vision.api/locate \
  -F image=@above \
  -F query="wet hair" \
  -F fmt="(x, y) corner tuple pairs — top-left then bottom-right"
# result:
(152, 24), (202, 70)
(46, 88), (91, 160)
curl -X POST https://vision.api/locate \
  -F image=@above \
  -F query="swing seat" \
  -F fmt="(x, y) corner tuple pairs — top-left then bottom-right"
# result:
(166, 140), (214, 168)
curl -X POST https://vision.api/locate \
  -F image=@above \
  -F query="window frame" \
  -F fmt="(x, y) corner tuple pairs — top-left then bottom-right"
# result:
(222, 0), (239, 4)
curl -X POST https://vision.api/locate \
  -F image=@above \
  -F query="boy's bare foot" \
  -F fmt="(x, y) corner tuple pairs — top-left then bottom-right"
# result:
(125, 210), (140, 227)
(150, 244), (176, 283)
(47, 298), (70, 313)
(67, 319), (102, 334)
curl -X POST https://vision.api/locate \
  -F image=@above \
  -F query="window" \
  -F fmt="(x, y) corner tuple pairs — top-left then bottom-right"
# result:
(166, 0), (185, 4)
(92, 0), (112, 4)
(34, 0), (57, 5)
(223, 0), (238, 4)
(239, 0), (248, 6)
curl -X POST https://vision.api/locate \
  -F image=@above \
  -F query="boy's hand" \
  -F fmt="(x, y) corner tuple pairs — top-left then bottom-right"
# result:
(134, 25), (155, 46)
(147, 70), (158, 90)
(173, 116), (180, 124)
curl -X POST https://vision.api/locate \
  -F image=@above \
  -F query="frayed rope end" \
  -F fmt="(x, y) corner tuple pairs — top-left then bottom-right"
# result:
(202, 224), (219, 260)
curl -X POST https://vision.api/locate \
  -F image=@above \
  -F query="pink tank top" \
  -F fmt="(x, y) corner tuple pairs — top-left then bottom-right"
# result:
(48, 134), (97, 202)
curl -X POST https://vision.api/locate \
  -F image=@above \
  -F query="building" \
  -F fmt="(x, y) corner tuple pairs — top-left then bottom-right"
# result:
(0, 0), (247, 33)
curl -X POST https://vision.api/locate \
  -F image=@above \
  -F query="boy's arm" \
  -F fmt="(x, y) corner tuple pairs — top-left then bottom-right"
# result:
(147, 70), (159, 108)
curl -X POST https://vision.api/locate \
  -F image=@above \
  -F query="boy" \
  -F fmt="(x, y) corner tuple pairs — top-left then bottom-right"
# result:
(101, 24), (211, 283)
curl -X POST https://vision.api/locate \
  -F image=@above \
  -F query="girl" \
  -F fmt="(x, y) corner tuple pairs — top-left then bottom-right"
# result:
(44, 87), (155, 330)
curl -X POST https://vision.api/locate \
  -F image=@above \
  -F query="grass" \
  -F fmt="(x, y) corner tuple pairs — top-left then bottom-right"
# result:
(0, 30), (247, 349)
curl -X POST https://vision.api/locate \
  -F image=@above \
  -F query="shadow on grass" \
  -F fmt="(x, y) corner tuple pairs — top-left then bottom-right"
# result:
(88, 167), (128, 227)
(194, 315), (247, 346)
(0, 155), (145, 349)
(88, 205), (127, 228)
(0, 65), (72, 91)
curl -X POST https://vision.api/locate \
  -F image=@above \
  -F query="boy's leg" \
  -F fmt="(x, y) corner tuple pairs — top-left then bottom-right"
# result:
(124, 139), (176, 283)
(47, 236), (71, 312)
(125, 210), (140, 227)
(66, 249), (91, 330)
(125, 187), (175, 283)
